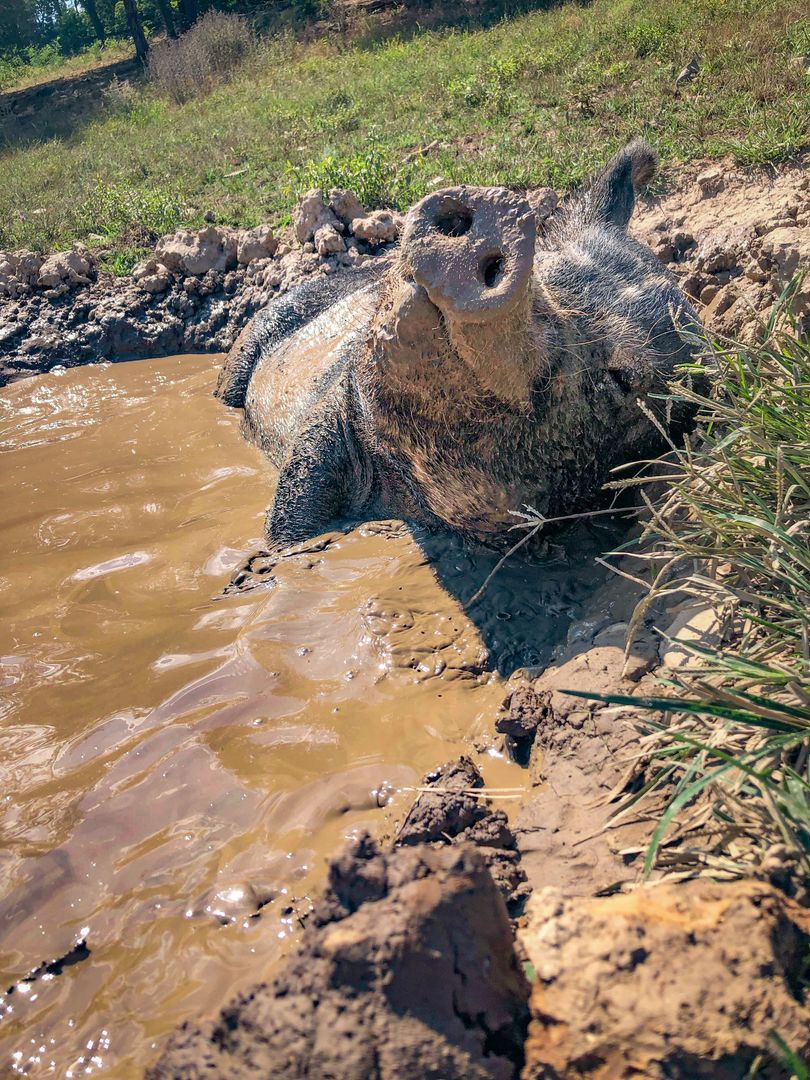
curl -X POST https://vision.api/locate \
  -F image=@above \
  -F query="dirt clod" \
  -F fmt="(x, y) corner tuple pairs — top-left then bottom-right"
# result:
(521, 878), (810, 1079)
(496, 685), (550, 739)
(396, 755), (487, 845)
(148, 838), (530, 1080)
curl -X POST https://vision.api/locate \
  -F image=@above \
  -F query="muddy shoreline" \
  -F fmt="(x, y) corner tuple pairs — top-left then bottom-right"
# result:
(0, 197), (400, 386)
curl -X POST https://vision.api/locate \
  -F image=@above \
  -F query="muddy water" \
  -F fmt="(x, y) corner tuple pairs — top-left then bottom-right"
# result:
(0, 355), (618, 1077)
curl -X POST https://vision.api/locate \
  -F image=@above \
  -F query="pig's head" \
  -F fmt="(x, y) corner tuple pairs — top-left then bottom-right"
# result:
(372, 139), (698, 428)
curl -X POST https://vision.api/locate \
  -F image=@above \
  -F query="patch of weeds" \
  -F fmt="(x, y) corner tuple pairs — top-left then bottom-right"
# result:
(81, 180), (184, 244)
(287, 140), (425, 209)
(102, 76), (142, 115)
(729, 111), (809, 166)
(446, 53), (527, 114)
(783, 17), (810, 56)
(98, 246), (149, 276)
(308, 89), (359, 134)
(623, 12), (689, 60)
(148, 11), (256, 105)
(585, 313), (810, 884)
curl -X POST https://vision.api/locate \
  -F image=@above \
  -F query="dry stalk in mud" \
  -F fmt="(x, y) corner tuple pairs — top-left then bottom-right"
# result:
(404, 786), (524, 798)
(465, 501), (634, 608)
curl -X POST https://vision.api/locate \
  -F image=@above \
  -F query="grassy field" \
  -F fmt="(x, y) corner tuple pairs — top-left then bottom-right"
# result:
(0, 0), (808, 263)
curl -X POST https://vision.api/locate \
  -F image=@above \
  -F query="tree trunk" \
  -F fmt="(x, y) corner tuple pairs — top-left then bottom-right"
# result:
(122, 0), (148, 63)
(155, 0), (177, 38)
(177, 0), (198, 33)
(81, 0), (106, 42)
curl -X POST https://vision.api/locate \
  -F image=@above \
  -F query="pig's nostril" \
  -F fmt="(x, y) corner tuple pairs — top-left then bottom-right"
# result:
(433, 200), (473, 237)
(480, 253), (504, 288)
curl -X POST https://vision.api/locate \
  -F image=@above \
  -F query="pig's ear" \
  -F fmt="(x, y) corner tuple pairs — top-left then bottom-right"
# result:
(588, 138), (658, 230)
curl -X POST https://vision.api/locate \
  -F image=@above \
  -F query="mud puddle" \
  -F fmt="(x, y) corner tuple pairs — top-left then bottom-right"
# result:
(0, 354), (621, 1077)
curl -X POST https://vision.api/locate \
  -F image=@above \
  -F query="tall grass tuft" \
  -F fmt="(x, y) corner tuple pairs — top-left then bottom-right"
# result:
(147, 11), (255, 105)
(583, 304), (810, 886)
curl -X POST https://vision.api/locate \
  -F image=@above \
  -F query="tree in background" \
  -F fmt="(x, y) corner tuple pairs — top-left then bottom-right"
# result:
(0, 0), (236, 65)
(0, 0), (38, 54)
(177, 0), (199, 33)
(122, 0), (148, 61)
(154, 0), (178, 38)
(80, 0), (106, 41)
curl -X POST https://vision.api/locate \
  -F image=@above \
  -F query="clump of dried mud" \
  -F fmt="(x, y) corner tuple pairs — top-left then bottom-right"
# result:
(522, 879), (810, 1079)
(147, 838), (530, 1080)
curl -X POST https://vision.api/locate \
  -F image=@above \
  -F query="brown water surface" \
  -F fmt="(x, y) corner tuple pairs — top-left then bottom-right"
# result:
(0, 355), (616, 1077)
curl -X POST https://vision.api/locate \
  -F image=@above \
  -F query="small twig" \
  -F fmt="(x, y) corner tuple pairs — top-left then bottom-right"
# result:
(466, 522), (541, 607)
(467, 503), (633, 607)
(402, 785), (523, 800)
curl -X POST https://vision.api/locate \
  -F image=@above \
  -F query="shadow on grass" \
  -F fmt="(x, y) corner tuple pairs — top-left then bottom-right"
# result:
(0, 0), (588, 151)
(0, 55), (143, 149)
(305, 0), (594, 53)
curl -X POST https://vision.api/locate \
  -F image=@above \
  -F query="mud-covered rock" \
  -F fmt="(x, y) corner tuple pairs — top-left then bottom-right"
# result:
(329, 187), (365, 225)
(352, 209), (402, 243)
(396, 755), (487, 844)
(236, 224), (278, 265)
(38, 245), (94, 288)
(155, 225), (238, 276)
(695, 165), (724, 198)
(459, 809), (517, 851)
(132, 257), (172, 294)
(692, 228), (752, 274)
(314, 222), (345, 255)
(0, 250), (43, 297)
(293, 188), (340, 244)
(495, 684), (550, 739)
(147, 839), (529, 1080)
(521, 878), (810, 1079)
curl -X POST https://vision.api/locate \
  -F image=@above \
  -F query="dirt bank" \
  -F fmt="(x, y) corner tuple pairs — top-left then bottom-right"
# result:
(1, 156), (806, 387)
(633, 155), (809, 340)
(0, 191), (399, 386)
